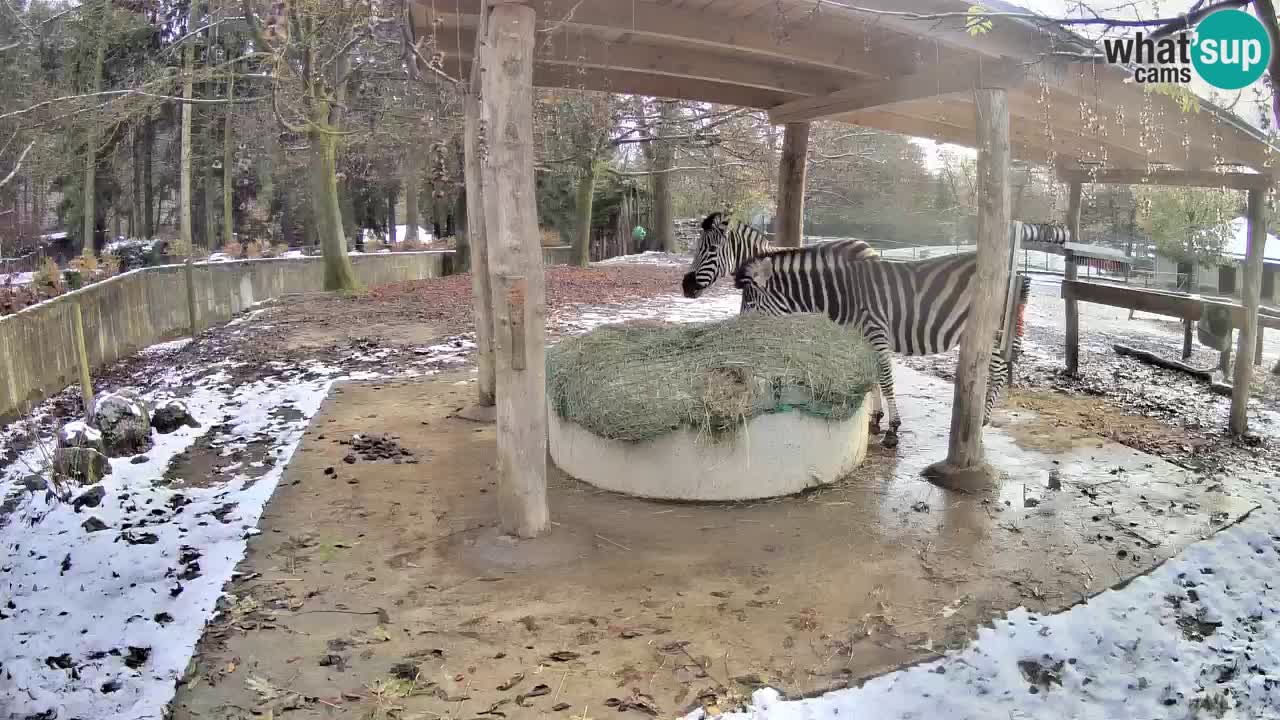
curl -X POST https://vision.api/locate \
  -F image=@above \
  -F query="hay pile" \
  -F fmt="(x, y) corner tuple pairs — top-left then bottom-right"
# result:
(546, 314), (879, 442)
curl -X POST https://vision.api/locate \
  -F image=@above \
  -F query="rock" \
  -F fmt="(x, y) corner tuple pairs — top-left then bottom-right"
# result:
(90, 391), (153, 457)
(57, 421), (105, 453)
(82, 517), (108, 532)
(20, 475), (48, 492)
(151, 399), (199, 434)
(54, 447), (113, 486)
(72, 485), (107, 512)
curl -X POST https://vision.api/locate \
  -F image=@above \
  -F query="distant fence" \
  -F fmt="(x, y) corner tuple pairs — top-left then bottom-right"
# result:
(1, 247), (581, 421)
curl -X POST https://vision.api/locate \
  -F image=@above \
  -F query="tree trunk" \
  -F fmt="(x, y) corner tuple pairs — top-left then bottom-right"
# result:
(454, 185), (469, 270)
(223, 69), (236, 249)
(178, 0), (199, 255)
(573, 160), (596, 266)
(131, 125), (142, 240)
(204, 128), (217, 250)
(403, 155), (419, 244)
(387, 189), (398, 245)
(143, 113), (155, 238)
(82, 0), (108, 256)
(310, 125), (359, 292)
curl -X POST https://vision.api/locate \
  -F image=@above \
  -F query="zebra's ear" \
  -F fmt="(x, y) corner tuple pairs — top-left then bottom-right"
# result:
(701, 212), (723, 231)
(743, 258), (773, 287)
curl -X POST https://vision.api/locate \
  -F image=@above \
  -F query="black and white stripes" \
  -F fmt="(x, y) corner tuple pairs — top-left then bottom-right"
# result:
(683, 211), (1057, 448)
(734, 243), (1015, 446)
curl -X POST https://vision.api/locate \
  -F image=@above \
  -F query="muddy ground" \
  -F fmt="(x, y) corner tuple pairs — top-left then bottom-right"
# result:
(7, 263), (1280, 720)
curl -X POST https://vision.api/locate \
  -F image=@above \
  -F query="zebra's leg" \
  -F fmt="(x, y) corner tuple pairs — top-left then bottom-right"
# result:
(868, 383), (884, 434)
(984, 337), (1009, 426)
(876, 350), (902, 447)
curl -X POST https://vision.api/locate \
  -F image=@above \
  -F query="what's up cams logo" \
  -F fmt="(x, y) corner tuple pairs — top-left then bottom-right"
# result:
(1101, 9), (1272, 90)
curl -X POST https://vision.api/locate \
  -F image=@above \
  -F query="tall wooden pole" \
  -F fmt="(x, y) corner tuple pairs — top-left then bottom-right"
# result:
(1063, 181), (1082, 376)
(462, 2), (495, 406)
(465, 89), (496, 407)
(479, 1), (548, 538)
(1230, 187), (1266, 435)
(72, 301), (94, 417)
(924, 88), (1012, 490)
(775, 121), (810, 247)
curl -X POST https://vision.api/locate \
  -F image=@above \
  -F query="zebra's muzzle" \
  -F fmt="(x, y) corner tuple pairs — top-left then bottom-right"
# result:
(681, 272), (703, 298)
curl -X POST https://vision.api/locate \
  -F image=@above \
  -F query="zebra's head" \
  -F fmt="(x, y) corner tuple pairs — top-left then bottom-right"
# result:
(733, 256), (775, 313)
(682, 212), (733, 298)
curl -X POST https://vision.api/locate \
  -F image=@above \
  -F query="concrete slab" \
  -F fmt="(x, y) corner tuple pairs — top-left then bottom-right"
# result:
(547, 401), (870, 501)
(170, 368), (1255, 720)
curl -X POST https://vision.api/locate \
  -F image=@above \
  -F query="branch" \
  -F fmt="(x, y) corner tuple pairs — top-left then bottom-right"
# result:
(1253, 0), (1280, 129)
(0, 140), (36, 189)
(837, 0), (1249, 32)
(605, 162), (750, 176)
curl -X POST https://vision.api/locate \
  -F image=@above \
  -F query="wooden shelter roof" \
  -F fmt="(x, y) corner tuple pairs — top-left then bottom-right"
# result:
(411, 0), (1280, 176)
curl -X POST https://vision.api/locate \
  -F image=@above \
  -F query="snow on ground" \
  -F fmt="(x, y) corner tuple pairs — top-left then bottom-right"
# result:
(0, 326), (480, 719)
(593, 250), (690, 267)
(0, 271), (34, 287)
(688, 510), (1280, 720)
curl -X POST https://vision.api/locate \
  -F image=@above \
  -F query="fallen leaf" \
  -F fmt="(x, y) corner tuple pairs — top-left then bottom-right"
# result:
(497, 672), (525, 691)
(547, 650), (579, 662)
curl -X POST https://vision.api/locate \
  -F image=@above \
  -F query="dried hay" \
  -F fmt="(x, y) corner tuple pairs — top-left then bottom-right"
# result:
(546, 314), (878, 442)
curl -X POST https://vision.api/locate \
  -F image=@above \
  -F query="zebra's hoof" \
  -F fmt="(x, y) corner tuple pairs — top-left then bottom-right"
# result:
(880, 433), (899, 449)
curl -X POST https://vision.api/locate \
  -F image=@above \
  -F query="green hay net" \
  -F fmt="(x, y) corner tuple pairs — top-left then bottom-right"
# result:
(546, 314), (880, 442)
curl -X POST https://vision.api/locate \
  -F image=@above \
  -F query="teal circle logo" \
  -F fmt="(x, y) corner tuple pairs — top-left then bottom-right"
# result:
(1192, 9), (1272, 90)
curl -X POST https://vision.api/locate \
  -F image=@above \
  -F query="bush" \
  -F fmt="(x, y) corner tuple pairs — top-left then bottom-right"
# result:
(540, 228), (563, 247)
(33, 258), (62, 294)
(244, 240), (268, 258)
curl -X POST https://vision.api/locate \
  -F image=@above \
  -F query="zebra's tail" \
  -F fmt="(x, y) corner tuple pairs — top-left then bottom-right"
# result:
(1016, 220), (1071, 246)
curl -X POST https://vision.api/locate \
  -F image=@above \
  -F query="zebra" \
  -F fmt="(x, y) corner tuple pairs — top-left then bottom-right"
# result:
(732, 241), (1054, 447)
(682, 212), (880, 299)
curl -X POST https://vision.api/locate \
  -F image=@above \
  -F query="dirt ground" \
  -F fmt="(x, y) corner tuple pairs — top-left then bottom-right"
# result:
(168, 360), (1256, 720)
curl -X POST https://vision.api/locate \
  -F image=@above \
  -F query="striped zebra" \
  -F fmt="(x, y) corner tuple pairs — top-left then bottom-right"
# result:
(681, 212), (880, 299)
(684, 212), (1063, 447)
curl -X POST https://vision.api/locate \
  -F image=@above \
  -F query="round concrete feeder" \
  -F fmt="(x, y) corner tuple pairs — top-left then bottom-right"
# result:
(548, 402), (870, 502)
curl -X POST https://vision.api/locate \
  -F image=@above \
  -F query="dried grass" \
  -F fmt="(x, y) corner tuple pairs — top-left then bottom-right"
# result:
(546, 314), (878, 442)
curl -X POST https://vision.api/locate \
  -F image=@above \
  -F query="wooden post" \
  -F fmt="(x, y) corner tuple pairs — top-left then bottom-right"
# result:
(1064, 181), (1082, 376)
(71, 300), (93, 416)
(923, 88), (1012, 490)
(185, 257), (198, 340)
(478, 1), (549, 538)
(1256, 327), (1265, 366)
(1230, 187), (1266, 435)
(465, 89), (496, 407)
(775, 121), (810, 247)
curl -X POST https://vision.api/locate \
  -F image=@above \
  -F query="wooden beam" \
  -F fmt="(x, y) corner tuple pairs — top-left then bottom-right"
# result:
(768, 60), (1026, 125)
(1058, 167), (1275, 191)
(452, 61), (798, 109)
(436, 27), (857, 97)
(1231, 187), (1267, 435)
(435, 0), (920, 78)
(1064, 182), (1082, 376)
(478, 1), (549, 538)
(925, 87), (1012, 491)
(775, 122), (809, 248)
(1062, 279), (1203, 320)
